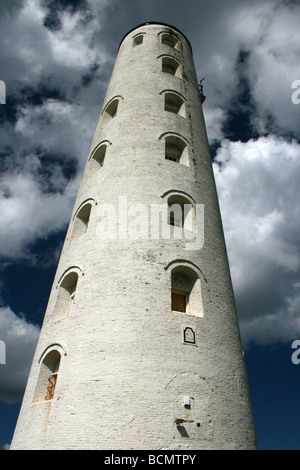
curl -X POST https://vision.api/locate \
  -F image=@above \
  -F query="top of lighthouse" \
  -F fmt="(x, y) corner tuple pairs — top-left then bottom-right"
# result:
(118, 22), (193, 53)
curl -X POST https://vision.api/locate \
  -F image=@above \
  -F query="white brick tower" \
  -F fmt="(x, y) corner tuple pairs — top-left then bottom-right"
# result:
(11, 23), (257, 450)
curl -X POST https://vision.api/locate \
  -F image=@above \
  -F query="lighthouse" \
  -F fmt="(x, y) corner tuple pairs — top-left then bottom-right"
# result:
(11, 23), (257, 450)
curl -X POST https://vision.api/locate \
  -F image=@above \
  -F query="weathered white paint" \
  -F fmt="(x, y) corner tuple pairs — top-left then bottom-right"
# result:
(11, 23), (257, 450)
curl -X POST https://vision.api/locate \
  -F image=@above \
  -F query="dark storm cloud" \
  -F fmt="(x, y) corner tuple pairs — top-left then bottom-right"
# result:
(41, 0), (90, 31)
(213, 135), (300, 345)
(81, 62), (100, 87)
(35, 151), (78, 194)
(0, 81), (68, 125)
(222, 49), (259, 142)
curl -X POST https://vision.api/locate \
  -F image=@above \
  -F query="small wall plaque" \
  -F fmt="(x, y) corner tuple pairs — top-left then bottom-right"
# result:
(183, 327), (195, 344)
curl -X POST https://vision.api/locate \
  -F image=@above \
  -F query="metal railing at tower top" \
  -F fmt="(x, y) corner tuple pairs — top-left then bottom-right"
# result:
(198, 77), (206, 103)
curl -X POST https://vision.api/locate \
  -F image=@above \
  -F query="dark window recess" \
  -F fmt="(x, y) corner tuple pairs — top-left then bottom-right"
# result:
(133, 35), (143, 46)
(169, 211), (182, 227)
(165, 155), (178, 162)
(172, 292), (186, 312)
(45, 373), (58, 400)
(105, 100), (118, 118)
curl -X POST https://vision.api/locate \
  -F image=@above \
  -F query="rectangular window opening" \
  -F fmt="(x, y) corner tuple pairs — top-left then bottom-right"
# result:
(172, 292), (186, 313)
(45, 373), (58, 401)
(165, 155), (179, 163)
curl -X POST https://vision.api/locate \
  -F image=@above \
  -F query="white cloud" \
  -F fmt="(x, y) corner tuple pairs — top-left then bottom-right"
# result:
(0, 0), (50, 81)
(14, 98), (93, 162)
(0, 0), (116, 262)
(0, 91), (107, 261)
(245, 4), (300, 135)
(191, 1), (300, 140)
(0, 0), (119, 264)
(46, 9), (108, 69)
(213, 136), (300, 345)
(0, 171), (78, 259)
(0, 0), (114, 99)
(0, 306), (40, 403)
(203, 105), (225, 143)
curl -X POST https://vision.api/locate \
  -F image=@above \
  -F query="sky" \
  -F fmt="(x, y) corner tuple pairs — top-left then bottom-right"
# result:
(0, 0), (300, 450)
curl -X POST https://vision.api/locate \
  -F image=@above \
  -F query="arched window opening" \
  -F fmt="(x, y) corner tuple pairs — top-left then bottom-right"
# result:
(164, 92), (185, 117)
(33, 350), (61, 403)
(167, 194), (195, 232)
(162, 57), (181, 77)
(161, 33), (180, 50)
(72, 203), (92, 239)
(165, 135), (189, 166)
(168, 203), (183, 228)
(54, 271), (78, 321)
(90, 144), (107, 171)
(105, 99), (119, 118)
(133, 34), (144, 46)
(171, 266), (203, 317)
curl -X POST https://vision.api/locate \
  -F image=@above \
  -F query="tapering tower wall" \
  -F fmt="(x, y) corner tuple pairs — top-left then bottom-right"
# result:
(11, 23), (257, 450)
